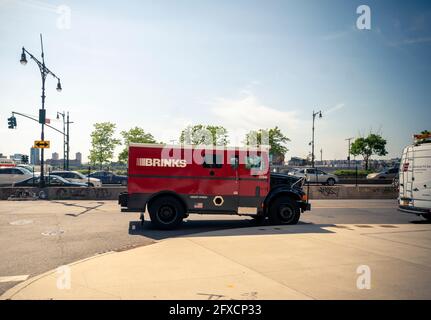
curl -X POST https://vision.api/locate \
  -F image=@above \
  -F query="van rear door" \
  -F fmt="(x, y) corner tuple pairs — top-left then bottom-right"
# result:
(411, 144), (431, 209)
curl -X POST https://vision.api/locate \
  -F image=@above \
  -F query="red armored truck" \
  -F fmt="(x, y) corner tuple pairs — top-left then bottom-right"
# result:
(119, 143), (310, 229)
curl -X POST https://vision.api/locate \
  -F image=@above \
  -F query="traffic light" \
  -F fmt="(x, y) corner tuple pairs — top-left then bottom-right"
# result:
(7, 116), (17, 129)
(21, 155), (29, 164)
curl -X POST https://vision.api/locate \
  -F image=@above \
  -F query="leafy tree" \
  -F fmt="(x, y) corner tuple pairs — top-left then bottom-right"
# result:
(119, 127), (157, 163)
(421, 130), (430, 135)
(245, 126), (290, 156)
(179, 125), (229, 145)
(89, 122), (121, 169)
(350, 133), (388, 170)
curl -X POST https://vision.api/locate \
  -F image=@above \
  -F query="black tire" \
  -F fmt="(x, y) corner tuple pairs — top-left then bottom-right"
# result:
(422, 214), (431, 221)
(148, 196), (185, 230)
(268, 197), (300, 225)
(88, 183), (94, 187)
(327, 178), (336, 186)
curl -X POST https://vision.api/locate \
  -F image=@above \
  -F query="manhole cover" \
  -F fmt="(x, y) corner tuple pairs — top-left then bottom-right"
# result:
(379, 225), (398, 228)
(354, 225), (373, 228)
(42, 230), (64, 236)
(10, 219), (33, 225)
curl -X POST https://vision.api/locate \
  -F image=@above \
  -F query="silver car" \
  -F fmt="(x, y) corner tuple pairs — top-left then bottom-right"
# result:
(51, 171), (102, 187)
(0, 167), (33, 186)
(288, 168), (339, 186)
(367, 167), (399, 180)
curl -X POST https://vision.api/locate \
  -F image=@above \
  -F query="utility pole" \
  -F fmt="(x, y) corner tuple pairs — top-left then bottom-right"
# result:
(345, 137), (354, 169)
(57, 111), (72, 170)
(20, 34), (62, 187)
(57, 111), (66, 170)
(311, 110), (323, 168)
(320, 148), (323, 162)
(66, 112), (70, 170)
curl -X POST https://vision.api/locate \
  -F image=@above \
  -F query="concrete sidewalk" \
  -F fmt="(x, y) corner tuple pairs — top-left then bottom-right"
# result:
(2, 222), (431, 300)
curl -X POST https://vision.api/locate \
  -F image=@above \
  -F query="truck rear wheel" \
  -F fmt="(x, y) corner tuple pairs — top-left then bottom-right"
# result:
(148, 196), (184, 230)
(422, 213), (431, 221)
(268, 197), (300, 225)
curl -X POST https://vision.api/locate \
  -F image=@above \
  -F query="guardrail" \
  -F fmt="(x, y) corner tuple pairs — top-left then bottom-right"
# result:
(0, 185), (397, 201)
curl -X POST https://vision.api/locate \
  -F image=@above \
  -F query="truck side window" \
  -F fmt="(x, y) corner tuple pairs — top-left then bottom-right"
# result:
(203, 154), (223, 169)
(230, 156), (239, 169)
(245, 155), (262, 170)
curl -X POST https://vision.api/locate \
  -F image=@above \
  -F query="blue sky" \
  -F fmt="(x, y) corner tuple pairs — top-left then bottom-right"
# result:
(0, 0), (430, 162)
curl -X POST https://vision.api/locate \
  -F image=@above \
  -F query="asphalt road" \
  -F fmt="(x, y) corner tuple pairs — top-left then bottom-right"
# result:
(0, 199), (427, 295)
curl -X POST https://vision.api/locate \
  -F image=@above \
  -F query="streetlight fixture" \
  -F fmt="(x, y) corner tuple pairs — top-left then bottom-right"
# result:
(20, 49), (27, 65)
(20, 34), (62, 187)
(311, 110), (323, 168)
(56, 80), (62, 92)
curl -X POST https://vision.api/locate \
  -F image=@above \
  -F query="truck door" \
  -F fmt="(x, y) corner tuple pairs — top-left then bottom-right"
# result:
(201, 150), (239, 212)
(400, 146), (414, 204)
(237, 151), (269, 214)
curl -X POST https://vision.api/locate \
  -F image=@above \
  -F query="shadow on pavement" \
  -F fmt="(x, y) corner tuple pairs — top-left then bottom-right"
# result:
(128, 219), (335, 240)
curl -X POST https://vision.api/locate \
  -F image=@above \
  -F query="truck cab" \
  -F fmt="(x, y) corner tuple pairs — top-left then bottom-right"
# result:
(119, 143), (310, 229)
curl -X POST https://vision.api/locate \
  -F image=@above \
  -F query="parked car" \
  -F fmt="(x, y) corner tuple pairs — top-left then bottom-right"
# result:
(288, 168), (339, 185)
(0, 167), (33, 186)
(89, 171), (127, 185)
(366, 167), (399, 180)
(13, 175), (87, 187)
(51, 171), (102, 187)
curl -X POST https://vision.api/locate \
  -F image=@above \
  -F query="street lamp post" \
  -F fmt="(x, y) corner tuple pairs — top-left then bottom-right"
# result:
(311, 110), (323, 168)
(20, 34), (62, 187)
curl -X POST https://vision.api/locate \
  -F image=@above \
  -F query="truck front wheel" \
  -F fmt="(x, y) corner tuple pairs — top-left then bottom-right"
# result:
(148, 196), (184, 230)
(268, 197), (300, 225)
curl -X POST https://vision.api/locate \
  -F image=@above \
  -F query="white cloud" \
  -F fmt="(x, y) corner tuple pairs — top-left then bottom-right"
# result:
(209, 91), (302, 145)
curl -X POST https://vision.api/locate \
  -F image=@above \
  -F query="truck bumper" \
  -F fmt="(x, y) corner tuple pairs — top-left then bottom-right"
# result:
(399, 205), (431, 215)
(298, 201), (311, 212)
(118, 192), (128, 208)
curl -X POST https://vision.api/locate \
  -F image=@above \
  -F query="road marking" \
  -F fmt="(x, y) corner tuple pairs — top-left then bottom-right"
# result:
(0, 275), (29, 283)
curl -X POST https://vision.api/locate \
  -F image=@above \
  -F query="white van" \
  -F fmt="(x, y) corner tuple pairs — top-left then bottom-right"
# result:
(399, 133), (431, 220)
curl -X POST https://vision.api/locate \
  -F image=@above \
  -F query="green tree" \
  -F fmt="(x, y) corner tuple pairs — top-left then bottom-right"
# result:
(350, 133), (388, 170)
(89, 122), (121, 169)
(179, 125), (229, 145)
(118, 127), (157, 163)
(421, 130), (430, 135)
(245, 126), (290, 156)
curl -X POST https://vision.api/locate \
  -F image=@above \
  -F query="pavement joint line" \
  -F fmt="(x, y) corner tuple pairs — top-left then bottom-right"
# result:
(0, 275), (29, 283)
(184, 237), (316, 300)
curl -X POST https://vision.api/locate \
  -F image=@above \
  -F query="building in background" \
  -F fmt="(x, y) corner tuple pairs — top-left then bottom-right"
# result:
(75, 152), (82, 164)
(9, 153), (24, 162)
(45, 151), (82, 168)
(30, 147), (40, 165)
